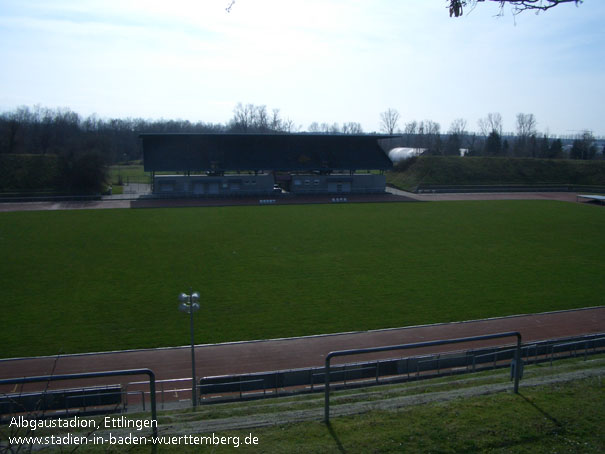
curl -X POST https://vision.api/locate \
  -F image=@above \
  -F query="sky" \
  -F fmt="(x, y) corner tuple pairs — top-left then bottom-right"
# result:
(0, 0), (604, 136)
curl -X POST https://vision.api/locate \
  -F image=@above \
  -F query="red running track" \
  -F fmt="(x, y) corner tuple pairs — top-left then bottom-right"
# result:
(1, 307), (603, 395)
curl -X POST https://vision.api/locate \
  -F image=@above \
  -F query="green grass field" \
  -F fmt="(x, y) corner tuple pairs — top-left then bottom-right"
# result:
(1, 200), (604, 358)
(108, 164), (147, 185)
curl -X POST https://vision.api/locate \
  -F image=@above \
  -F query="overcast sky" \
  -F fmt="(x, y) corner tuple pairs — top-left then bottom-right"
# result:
(1, 0), (603, 135)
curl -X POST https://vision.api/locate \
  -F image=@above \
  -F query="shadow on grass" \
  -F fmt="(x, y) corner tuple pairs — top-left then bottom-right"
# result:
(518, 392), (564, 432)
(326, 422), (346, 454)
(477, 392), (567, 452)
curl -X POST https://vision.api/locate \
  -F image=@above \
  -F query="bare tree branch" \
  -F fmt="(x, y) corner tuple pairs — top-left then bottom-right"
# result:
(449, 0), (582, 17)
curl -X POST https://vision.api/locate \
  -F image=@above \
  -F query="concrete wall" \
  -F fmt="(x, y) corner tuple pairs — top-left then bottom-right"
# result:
(290, 174), (386, 194)
(154, 174), (275, 196)
(154, 173), (386, 196)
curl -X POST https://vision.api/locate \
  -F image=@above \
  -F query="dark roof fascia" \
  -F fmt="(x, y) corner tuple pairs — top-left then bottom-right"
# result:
(141, 133), (397, 172)
(138, 132), (400, 137)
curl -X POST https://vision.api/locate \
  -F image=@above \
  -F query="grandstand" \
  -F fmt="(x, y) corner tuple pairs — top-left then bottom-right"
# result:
(140, 133), (394, 196)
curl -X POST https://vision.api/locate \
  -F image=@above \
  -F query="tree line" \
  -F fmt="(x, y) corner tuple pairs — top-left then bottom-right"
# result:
(0, 103), (304, 193)
(1, 104), (602, 166)
(379, 108), (603, 160)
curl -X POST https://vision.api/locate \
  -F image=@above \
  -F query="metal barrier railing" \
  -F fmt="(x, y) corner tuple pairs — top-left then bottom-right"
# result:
(0, 369), (158, 438)
(324, 332), (522, 423)
(64, 388), (124, 414)
(200, 379), (266, 400)
(550, 337), (605, 365)
(188, 333), (604, 406)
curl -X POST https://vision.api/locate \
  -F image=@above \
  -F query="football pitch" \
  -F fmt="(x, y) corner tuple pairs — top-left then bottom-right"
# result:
(1, 200), (603, 358)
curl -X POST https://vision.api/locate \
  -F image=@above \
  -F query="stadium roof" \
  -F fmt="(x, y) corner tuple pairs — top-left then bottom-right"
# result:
(141, 133), (394, 172)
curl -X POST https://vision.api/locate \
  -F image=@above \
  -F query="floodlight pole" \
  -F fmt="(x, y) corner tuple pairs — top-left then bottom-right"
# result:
(179, 288), (200, 408)
(189, 289), (197, 408)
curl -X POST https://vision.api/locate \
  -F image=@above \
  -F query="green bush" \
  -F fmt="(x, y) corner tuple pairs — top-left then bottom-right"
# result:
(0, 152), (108, 194)
(0, 154), (60, 192)
(57, 150), (108, 194)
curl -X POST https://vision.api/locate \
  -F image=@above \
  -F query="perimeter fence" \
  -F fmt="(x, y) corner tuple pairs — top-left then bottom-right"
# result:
(195, 332), (605, 405)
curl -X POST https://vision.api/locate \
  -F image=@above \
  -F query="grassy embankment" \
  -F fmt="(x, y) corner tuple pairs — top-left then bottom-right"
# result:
(115, 361), (605, 453)
(387, 156), (605, 192)
(1, 200), (603, 358)
(146, 375), (605, 454)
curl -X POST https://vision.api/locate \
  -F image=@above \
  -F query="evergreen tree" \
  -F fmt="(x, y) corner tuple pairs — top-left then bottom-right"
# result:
(549, 139), (563, 159)
(444, 133), (462, 156)
(484, 131), (502, 156)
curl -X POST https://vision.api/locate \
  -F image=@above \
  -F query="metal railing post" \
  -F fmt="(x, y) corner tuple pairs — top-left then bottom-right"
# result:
(514, 335), (521, 394)
(324, 358), (330, 423)
(144, 369), (158, 438)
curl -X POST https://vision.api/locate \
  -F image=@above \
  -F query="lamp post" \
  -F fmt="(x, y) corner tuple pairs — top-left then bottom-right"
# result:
(178, 289), (200, 407)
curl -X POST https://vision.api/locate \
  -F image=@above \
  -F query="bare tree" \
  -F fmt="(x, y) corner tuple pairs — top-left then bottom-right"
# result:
(516, 112), (537, 137)
(477, 112), (503, 137)
(320, 122), (331, 133)
(254, 105), (269, 132)
(446, 118), (468, 156)
(282, 118), (297, 133)
(231, 103), (255, 132)
(342, 122), (363, 134)
(448, 0), (582, 17)
(229, 103), (296, 133)
(513, 113), (538, 157)
(448, 118), (468, 136)
(570, 130), (597, 160)
(422, 120), (442, 154)
(380, 108), (400, 135)
(423, 120), (441, 136)
(403, 121), (418, 135)
(270, 108), (283, 131)
(329, 122), (341, 134)
(308, 122), (321, 133)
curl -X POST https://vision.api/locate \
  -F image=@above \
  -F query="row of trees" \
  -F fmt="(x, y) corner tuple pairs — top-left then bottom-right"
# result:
(379, 108), (603, 160)
(0, 105), (226, 162)
(1, 104), (602, 166)
(230, 103), (365, 135)
(0, 105), (226, 193)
